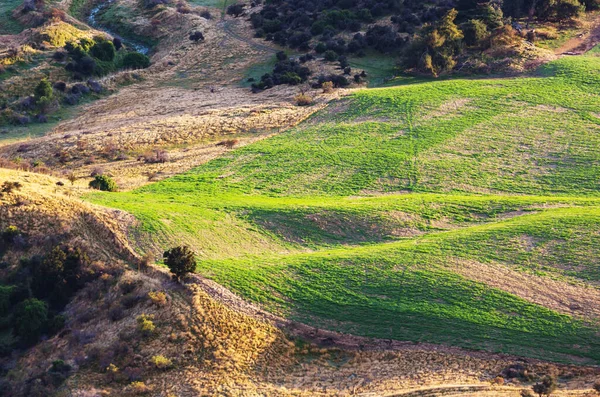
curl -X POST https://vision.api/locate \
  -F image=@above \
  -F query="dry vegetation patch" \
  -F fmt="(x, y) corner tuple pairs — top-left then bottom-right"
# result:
(6, 265), (598, 396)
(445, 258), (600, 321)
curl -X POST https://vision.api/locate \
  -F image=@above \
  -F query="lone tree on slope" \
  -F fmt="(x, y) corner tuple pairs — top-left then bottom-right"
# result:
(163, 245), (196, 282)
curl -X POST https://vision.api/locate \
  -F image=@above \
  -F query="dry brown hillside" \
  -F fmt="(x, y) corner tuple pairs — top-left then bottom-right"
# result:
(7, 264), (600, 397)
(0, 168), (137, 263)
(0, 3), (336, 189)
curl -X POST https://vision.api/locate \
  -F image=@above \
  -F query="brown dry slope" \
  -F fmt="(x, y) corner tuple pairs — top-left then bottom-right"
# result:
(0, 6), (329, 189)
(6, 263), (600, 397)
(0, 168), (138, 263)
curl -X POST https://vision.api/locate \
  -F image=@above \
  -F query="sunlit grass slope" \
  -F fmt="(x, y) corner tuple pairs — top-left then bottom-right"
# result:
(88, 55), (600, 364)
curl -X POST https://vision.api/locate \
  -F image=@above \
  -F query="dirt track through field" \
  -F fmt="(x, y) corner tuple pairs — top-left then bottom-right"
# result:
(556, 14), (600, 55)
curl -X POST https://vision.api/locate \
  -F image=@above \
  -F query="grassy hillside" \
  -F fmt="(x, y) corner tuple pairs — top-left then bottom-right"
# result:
(0, 0), (23, 35)
(88, 55), (600, 364)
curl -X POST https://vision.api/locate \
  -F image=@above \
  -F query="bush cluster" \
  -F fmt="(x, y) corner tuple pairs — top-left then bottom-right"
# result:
(251, 52), (311, 91)
(163, 246), (196, 282)
(64, 36), (150, 79)
(0, 243), (95, 353)
(245, 0), (591, 77)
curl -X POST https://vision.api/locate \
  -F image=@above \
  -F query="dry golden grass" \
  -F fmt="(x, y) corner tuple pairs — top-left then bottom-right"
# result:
(0, 168), (138, 262)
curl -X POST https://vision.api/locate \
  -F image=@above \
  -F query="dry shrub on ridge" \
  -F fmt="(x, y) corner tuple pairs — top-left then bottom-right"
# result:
(294, 93), (313, 106)
(216, 139), (239, 149)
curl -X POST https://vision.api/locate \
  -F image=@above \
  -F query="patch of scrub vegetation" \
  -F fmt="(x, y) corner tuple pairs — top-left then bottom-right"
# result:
(93, 2), (158, 49)
(187, 0), (228, 8)
(86, 55), (600, 364)
(348, 52), (398, 87)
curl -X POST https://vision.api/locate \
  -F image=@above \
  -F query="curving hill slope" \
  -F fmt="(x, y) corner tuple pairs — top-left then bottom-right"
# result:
(88, 54), (600, 364)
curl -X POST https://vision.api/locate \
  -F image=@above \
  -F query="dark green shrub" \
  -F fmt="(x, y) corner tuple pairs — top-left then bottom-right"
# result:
(189, 31), (204, 42)
(90, 39), (116, 62)
(314, 42), (327, 53)
(120, 52), (150, 70)
(89, 175), (118, 192)
(324, 50), (338, 62)
(14, 298), (48, 343)
(34, 79), (53, 100)
(94, 59), (117, 76)
(32, 246), (67, 302)
(276, 50), (287, 61)
(47, 314), (66, 334)
(163, 246), (196, 282)
(227, 3), (244, 17)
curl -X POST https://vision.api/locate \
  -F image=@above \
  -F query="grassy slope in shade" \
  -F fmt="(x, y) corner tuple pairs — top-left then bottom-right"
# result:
(88, 55), (600, 364)
(0, 0), (24, 35)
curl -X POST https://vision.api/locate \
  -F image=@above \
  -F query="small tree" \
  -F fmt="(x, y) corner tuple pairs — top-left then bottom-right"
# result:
(532, 376), (558, 397)
(163, 246), (196, 282)
(227, 3), (244, 17)
(34, 79), (53, 101)
(67, 172), (77, 186)
(89, 175), (118, 192)
(34, 79), (54, 113)
(593, 381), (600, 394)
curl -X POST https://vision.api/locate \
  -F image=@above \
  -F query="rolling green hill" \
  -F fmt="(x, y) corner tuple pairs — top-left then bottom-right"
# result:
(88, 55), (600, 364)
